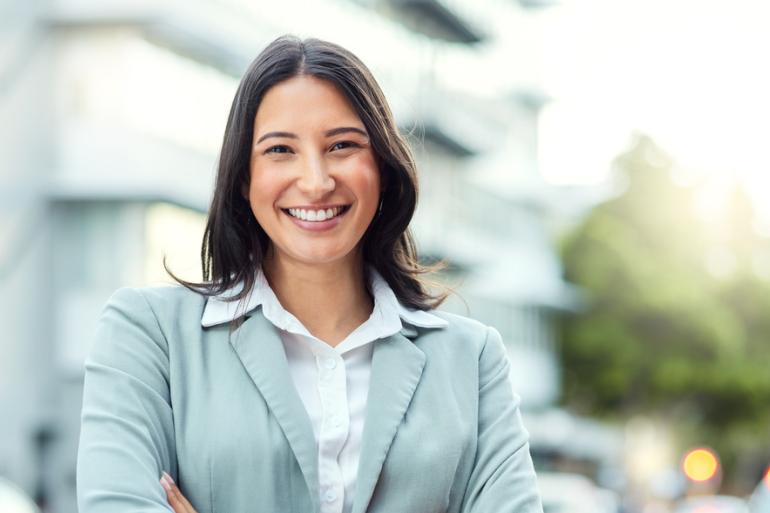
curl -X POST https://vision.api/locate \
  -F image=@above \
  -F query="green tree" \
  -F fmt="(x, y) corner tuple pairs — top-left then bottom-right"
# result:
(559, 134), (770, 486)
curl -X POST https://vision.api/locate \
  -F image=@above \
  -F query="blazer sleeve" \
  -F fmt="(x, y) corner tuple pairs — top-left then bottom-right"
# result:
(460, 326), (543, 513)
(76, 287), (176, 512)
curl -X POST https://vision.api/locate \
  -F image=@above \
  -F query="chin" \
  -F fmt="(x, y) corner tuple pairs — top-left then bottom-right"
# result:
(284, 245), (359, 267)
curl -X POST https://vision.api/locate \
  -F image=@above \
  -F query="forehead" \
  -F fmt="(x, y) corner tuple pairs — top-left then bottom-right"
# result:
(254, 75), (363, 131)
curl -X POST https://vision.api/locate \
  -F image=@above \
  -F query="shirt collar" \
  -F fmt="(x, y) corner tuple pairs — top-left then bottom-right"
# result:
(200, 265), (448, 330)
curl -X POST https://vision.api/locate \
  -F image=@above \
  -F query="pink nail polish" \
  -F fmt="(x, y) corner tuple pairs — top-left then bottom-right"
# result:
(162, 471), (176, 485)
(160, 475), (171, 492)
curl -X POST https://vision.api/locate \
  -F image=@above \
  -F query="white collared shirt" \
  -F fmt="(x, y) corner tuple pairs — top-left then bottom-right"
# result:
(201, 266), (447, 513)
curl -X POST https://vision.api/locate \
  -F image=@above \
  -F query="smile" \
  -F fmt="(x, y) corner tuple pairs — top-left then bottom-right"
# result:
(282, 205), (351, 222)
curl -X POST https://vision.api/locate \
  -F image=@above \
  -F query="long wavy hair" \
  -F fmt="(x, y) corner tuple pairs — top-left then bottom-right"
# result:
(166, 35), (447, 318)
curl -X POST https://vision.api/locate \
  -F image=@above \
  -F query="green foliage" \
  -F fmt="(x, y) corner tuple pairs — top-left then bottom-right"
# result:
(559, 134), (770, 481)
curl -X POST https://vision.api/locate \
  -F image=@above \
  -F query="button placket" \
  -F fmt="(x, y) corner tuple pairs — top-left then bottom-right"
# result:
(316, 351), (348, 513)
(319, 361), (346, 434)
(323, 488), (337, 502)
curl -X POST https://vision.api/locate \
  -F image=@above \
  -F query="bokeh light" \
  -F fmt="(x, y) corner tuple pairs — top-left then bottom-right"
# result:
(682, 448), (720, 482)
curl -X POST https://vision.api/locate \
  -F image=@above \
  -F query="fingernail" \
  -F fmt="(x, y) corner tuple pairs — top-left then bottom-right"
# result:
(160, 475), (171, 492)
(162, 471), (176, 486)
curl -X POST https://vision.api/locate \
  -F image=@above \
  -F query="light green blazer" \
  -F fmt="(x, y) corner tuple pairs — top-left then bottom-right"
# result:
(76, 285), (543, 513)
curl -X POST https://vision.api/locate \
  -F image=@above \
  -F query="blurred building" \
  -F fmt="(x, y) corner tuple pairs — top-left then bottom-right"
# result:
(0, 0), (578, 511)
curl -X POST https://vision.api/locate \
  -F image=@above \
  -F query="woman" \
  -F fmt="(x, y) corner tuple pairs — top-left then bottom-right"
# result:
(76, 35), (543, 513)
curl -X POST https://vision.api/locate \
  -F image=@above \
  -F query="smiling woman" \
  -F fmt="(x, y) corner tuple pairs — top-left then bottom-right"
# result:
(76, 35), (543, 513)
(247, 75), (381, 276)
(165, 35), (440, 319)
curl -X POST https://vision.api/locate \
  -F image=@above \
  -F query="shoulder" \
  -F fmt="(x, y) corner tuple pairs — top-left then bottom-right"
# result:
(413, 310), (505, 362)
(97, 285), (212, 354)
(102, 283), (208, 327)
(91, 284), (210, 366)
(409, 311), (510, 396)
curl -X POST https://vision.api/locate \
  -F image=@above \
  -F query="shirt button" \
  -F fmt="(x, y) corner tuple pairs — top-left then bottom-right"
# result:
(331, 416), (342, 428)
(324, 358), (337, 370)
(323, 489), (337, 502)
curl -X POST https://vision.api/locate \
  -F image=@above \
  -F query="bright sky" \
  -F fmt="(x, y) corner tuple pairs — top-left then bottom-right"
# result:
(535, 0), (770, 222)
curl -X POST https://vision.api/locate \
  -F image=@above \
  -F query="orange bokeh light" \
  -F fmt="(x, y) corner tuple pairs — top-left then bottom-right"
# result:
(764, 466), (770, 489)
(683, 448), (719, 482)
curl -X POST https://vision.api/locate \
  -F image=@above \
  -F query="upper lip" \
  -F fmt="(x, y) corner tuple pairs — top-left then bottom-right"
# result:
(281, 204), (350, 210)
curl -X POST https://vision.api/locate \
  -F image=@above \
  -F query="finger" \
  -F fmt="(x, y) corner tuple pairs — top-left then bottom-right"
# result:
(170, 478), (197, 513)
(160, 474), (188, 513)
(161, 472), (198, 513)
(160, 477), (185, 513)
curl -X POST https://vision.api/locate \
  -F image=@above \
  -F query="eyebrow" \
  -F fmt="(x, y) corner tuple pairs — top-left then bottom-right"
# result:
(255, 126), (369, 145)
(325, 126), (368, 139)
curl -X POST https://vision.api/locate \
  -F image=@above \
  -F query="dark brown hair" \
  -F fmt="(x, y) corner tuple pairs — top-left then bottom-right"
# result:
(166, 35), (447, 315)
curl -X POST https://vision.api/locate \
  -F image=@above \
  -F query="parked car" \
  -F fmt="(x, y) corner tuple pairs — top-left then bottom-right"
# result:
(674, 495), (750, 513)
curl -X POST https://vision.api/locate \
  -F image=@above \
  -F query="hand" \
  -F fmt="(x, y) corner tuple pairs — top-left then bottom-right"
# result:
(160, 471), (199, 513)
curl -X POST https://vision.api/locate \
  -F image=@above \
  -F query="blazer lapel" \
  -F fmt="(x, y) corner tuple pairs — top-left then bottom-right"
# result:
(351, 329), (426, 513)
(227, 310), (320, 512)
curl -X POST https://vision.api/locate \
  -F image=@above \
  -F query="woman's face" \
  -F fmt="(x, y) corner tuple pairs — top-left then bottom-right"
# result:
(246, 75), (380, 269)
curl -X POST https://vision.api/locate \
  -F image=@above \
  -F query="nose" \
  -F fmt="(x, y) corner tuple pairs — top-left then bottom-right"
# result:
(296, 156), (335, 198)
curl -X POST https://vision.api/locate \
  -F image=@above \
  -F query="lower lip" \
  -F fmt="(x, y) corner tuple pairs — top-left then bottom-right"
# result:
(283, 209), (348, 232)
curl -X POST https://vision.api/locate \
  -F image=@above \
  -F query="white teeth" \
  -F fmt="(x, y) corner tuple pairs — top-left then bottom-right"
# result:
(286, 206), (346, 222)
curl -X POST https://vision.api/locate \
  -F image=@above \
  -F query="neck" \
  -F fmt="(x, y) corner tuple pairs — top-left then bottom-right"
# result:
(261, 248), (374, 346)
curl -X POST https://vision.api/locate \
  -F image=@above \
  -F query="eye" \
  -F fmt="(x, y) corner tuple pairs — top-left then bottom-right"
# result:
(265, 145), (292, 155)
(330, 141), (359, 152)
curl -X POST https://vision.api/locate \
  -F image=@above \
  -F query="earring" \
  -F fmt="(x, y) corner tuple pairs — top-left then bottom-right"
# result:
(376, 197), (384, 217)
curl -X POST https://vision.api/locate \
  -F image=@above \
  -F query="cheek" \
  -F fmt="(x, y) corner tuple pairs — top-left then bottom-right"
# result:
(344, 155), (381, 205)
(248, 167), (289, 210)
